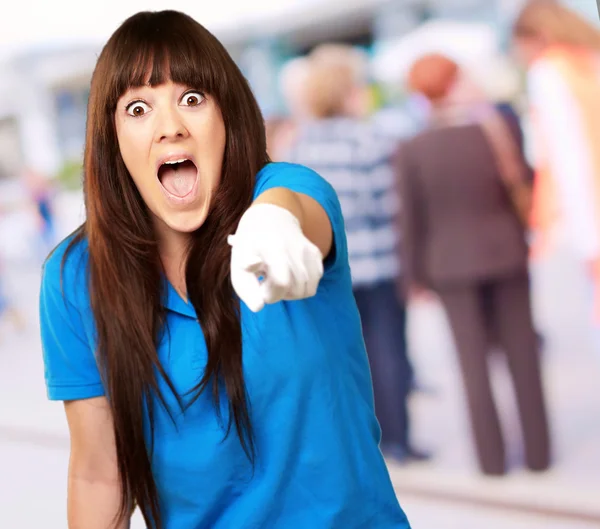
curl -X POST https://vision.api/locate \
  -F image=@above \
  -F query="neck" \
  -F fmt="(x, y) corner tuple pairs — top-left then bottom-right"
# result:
(155, 220), (191, 300)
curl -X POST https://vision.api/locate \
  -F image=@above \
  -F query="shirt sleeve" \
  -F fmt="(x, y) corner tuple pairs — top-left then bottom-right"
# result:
(528, 60), (600, 260)
(39, 260), (105, 401)
(253, 162), (350, 280)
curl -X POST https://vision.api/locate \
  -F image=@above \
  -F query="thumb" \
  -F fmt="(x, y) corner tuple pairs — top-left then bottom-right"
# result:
(229, 234), (266, 311)
(231, 266), (265, 312)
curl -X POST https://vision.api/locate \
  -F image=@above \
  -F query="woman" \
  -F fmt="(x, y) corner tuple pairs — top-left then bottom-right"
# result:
(512, 0), (600, 339)
(39, 11), (410, 529)
(398, 53), (550, 476)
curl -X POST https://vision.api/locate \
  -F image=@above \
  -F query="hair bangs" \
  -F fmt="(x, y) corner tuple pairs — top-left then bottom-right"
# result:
(163, 34), (224, 99)
(104, 12), (224, 112)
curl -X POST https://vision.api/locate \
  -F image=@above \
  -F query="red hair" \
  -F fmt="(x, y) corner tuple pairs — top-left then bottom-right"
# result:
(408, 54), (458, 102)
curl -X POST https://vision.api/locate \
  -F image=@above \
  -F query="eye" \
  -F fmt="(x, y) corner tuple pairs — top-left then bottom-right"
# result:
(180, 91), (204, 107)
(126, 101), (151, 117)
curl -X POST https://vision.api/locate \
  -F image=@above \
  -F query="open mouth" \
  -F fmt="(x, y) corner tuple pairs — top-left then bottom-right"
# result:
(157, 159), (198, 198)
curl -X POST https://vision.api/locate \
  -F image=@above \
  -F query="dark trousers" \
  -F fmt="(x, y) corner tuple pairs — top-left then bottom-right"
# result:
(437, 271), (551, 475)
(353, 280), (413, 449)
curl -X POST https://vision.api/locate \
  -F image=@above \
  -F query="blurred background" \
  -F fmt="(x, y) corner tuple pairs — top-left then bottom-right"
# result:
(0, 0), (599, 527)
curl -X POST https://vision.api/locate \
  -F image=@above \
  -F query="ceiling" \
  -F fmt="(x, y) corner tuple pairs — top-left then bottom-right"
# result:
(0, 0), (383, 61)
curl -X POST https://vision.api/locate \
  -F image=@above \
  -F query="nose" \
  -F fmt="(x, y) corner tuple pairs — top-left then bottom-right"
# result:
(155, 107), (189, 143)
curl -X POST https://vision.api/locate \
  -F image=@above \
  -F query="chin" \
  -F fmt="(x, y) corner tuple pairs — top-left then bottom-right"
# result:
(166, 209), (209, 234)
(153, 202), (210, 236)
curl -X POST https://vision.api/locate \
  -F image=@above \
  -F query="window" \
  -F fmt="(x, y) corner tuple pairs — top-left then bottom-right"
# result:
(54, 86), (89, 160)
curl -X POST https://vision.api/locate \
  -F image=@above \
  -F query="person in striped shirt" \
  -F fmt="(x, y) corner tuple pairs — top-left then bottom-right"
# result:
(284, 44), (430, 464)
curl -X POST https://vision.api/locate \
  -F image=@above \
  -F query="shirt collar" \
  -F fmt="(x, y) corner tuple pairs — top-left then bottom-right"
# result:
(162, 279), (198, 319)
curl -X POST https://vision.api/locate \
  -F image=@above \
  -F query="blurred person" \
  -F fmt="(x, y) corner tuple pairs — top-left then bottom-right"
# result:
(264, 115), (296, 161)
(492, 101), (544, 349)
(512, 0), (600, 342)
(0, 265), (24, 333)
(38, 11), (411, 529)
(268, 57), (314, 161)
(23, 167), (56, 258)
(286, 43), (429, 465)
(400, 53), (550, 476)
(279, 56), (313, 121)
(495, 101), (526, 154)
(0, 202), (27, 332)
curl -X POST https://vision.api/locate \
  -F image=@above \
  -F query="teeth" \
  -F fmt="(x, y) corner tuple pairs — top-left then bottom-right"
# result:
(164, 158), (188, 165)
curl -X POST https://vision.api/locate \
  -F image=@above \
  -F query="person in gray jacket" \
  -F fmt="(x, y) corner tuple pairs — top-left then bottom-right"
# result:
(399, 53), (550, 475)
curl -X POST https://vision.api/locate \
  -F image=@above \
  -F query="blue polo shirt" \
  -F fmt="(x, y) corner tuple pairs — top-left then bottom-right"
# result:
(40, 162), (411, 529)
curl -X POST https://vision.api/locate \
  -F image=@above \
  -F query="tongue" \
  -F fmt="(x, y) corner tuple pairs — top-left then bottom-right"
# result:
(160, 162), (197, 197)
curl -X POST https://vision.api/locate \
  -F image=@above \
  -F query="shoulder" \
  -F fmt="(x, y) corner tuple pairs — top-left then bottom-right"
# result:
(398, 129), (434, 157)
(42, 231), (89, 304)
(254, 162), (339, 211)
(39, 231), (103, 401)
(527, 59), (579, 120)
(528, 57), (562, 84)
(399, 126), (482, 168)
(257, 161), (320, 180)
(527, 56), (571, 104)
(254, 162), (329, 195)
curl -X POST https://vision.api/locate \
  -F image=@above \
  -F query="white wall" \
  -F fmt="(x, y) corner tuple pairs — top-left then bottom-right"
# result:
(0, 47), (97, 177)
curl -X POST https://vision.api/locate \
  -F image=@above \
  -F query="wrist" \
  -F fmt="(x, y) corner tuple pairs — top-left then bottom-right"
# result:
(252, 188), (304, 227)
(238, 203), (301, 233)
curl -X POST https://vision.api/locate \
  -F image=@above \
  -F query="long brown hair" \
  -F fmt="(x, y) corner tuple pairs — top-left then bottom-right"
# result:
(64, 10), (268, 528)
(513, 0), (600, 50)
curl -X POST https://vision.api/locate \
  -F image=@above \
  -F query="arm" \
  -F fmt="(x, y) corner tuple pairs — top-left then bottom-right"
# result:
(529, 60), (600, 261)
(229, 164), (345, 312)
(65, 397), (128, 529)
(497, 104), (534, 183)
(496, 103), (526, 152)
(252, 187), (333, 261)
(39, 254), (129, 528)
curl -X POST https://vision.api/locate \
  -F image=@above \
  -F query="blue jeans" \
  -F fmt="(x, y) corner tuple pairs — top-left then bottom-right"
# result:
(353, 280), (413, 448)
